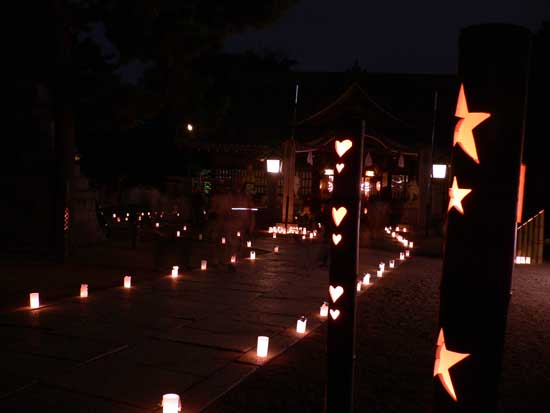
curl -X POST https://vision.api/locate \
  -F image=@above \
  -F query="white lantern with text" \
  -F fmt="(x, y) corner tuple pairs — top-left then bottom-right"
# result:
(257, 336), (269, 358)
(29, 292), (40, 309)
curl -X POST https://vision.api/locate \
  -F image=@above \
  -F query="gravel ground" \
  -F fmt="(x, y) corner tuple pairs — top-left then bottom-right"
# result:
(203, 257), (550, 413)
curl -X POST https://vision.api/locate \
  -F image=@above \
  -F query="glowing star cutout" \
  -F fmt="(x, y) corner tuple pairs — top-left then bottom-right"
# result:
(453, 84), (491, 164)
(336, 163), (345, 173)
(332, 234), (342, 245)
(332, 207), (347, 227)
(335, 140), (353, 158)
(329, 309), (340, 320)
(448, 177), (472, 215)
(433, 329), (470, 402)
(329, 285), (344, 303)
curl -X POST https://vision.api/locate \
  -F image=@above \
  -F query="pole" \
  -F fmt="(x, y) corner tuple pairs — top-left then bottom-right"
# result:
(326, 121), (364, 413)
(426, 90), (439, 236)
(434, 24), (531, 412)
(283, 84), (299, 231)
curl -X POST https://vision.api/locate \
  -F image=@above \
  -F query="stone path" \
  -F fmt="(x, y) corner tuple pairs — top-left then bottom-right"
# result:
(0, 233), (404, 412)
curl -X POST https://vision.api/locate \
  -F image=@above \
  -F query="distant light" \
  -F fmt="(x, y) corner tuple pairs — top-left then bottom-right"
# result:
(432, 164), (447, 179)
(324, 169), (334, 176)
(187, 123), (193, 132)
(365, 170), (375, 177)
(231, 207), (259, 211)
(266, 159), (281, 173)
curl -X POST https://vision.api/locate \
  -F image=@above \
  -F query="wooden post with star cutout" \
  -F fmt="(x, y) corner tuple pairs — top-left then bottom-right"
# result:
(435, 24), (531, 412)
(325, 124), (364, 413)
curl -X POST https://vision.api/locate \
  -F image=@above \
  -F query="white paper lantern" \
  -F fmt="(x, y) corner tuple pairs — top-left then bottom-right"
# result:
(320, 302), (329, 317)
(29, 292), (40, 309)
(198, 233), (203, 241)
(201, 260), (207, 270)
(379, 262), (385, 271)
(250, 251), (256, 260)
(406, 250), (410, 257)
(274, 246), (279, 253)
(237, 231), (241, 237)
(162, 393), (181, 413)
(124, 276), (131, 288)
(409, 241), (414, 248)
(176, 231), (180, 237)
(171, 266), (179, 278)
(296, 317), (307, 334)
(257, 336), (269, 358)
(400, 252), (405, 260)
(246, 241), (252, 248)
(221, 237), (226, 244)
(377, 269), (383, 278)
(389, 260), (395, 269)
(356, 281), (362, 292)
(80, 284), (88, 298)
(230, 255), (237, 264)
(362, 273), (371, 285)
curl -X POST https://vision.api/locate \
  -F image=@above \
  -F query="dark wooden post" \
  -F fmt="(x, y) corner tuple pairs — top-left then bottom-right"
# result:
(326, 122), (364, 413)
(434, 24), (531, 412)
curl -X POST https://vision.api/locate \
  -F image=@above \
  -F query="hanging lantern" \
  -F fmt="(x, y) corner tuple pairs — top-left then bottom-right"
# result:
(398, 153), (405, 168)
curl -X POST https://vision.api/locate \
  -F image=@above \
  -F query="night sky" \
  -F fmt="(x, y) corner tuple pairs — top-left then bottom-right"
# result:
(225, 0), (549, 73)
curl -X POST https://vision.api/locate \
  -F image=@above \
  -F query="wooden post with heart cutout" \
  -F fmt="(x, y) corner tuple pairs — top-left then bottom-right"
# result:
(326, 124), (364, 413)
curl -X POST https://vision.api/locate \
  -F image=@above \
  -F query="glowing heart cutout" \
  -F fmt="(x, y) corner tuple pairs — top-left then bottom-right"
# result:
(332, 207), (347, 227)
(330, 309), (340, 320)
(335, 140), (353, 158)
(332, 234), (342, 245)
(329, 285), (344, 303)
(336, 163), (345, 173)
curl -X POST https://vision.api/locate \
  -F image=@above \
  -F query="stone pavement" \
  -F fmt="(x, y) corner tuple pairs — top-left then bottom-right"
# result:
(0, 232), (410, 413)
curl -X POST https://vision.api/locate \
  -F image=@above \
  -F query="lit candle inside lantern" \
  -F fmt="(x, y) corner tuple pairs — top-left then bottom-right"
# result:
(250, 251), (256, 260)
(363, 273), (371, 285)
(80, 284), (88, 298)
(356, 281), (362, 292)
(400, 252), (405, 260)
(237, 231), (241, 237)
(176, 231), (180, 237)
(230, 255), (237, 264)
(296, 316), (307, 334)
(409, 241), (414, 248)
(201, 260), (207, 270)
(274, 246), (279, 253)
(257, 336), (269, 358)
(246, 241), (251, 248)
(198, 233), (203, 240)
(29, 292), (40, 308)
(162, 393), (181, 413)
(526, 256), (531, 264)
(379, 262), (385, 271)
(320, 301), (329, 317)
(124, 276), (131, 288)
(183, 225), (187, 231)
(171, 266), (179, 278)
(377, 269), (383, 278)
(221, 237), (226, 244)
(155, 222), (159, 228)
(112, 213), (116, 218)
(389, 260), (395, 269)
(391, 232), (396, 238)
